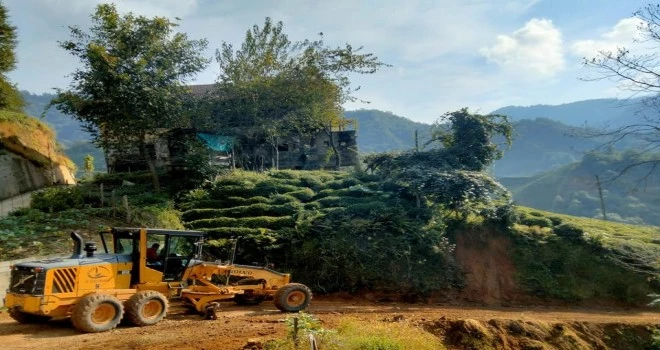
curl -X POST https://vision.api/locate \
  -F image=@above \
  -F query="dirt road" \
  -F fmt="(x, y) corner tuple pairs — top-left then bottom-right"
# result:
(1, 298), (658, 350)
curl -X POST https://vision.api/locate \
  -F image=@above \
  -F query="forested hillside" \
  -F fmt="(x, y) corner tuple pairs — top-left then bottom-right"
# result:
(345, 109), (432, 153)
(19, 91), (654, 179)
(501, 149), (660, 225)
(491, 98), (648, 127)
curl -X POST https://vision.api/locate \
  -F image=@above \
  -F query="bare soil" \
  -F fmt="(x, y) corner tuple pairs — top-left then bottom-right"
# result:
(1, 298), (659, 350)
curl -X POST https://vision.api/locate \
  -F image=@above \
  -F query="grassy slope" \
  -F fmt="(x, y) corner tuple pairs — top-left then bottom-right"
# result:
(501, 153), (660, 226)
(0, 110), (74, 169)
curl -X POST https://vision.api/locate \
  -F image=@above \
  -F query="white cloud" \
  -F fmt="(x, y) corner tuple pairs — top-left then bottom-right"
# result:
(480, 18), (565, 77)
(571, 17), (645, 58)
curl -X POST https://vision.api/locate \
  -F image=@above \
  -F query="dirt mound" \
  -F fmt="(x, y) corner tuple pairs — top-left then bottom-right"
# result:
(454, 227), (525, 305)
(421, 318), (657, 350)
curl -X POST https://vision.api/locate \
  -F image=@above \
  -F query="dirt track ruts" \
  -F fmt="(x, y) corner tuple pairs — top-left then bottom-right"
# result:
(1, 298), (659, 350)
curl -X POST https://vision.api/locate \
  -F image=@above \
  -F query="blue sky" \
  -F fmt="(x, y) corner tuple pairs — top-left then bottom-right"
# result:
(3, 0), (653, 123)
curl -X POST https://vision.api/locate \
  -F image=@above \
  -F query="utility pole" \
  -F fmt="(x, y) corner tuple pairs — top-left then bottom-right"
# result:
(595, 175), (607, 221)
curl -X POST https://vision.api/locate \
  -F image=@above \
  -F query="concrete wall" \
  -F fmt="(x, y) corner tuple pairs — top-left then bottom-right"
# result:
(0, 254), (66, 306)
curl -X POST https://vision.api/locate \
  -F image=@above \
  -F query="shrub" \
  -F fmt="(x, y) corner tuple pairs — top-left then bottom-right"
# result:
(288, 188), (315, 202)
(182, 203), (301, 221)
(202, 227), (263, 238)
(94, 171), (155, 186)
(131, 204), (184, 229)
(31, 186), (85, 212)
(184, 188), (209, 201)
(521, 216), (553, 228)
(298, 175), (324, 190)
(187, 216), (295, 230)
(270, 194), (300, 205)
(249, 181), (300, 197)
(548, 216), (564, 226)
(303, 202), (322, 211)
(553, 223), (584, 238)
(345, 202), (387, 217)
(209, 183), (255, 198)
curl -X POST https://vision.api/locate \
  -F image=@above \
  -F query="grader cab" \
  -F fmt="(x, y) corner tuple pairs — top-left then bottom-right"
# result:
(4, 227), (312, 332)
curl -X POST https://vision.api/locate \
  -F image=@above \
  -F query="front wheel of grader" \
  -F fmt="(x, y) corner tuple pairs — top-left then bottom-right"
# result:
(273, 283), (312, 312)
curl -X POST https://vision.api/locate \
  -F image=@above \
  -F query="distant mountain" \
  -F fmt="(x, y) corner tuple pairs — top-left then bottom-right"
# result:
(493, 118), (599, 177)
(499, 150), (660, 226)
(21, 91), (105, 172)
(345, 109), (432, 153)
(491, 98), (649, 127)
(22, 91), (92, 146)
(20, 90), (641, 179)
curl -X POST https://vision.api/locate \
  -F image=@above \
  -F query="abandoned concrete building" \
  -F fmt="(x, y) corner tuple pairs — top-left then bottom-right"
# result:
(106, 84), (359, 173)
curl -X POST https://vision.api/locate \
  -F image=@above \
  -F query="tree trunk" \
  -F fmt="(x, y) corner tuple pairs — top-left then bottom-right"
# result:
(325, 129), (340, 170)
(139, 138), (161, 192)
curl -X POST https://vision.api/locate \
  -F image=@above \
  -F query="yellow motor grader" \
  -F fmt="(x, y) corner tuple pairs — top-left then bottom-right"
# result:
(3, 227), (312, 332)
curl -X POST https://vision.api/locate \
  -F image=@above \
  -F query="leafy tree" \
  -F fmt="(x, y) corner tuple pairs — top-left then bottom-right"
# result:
(581, 4), (660, 178)
(83, 154), (94, 177)
(204, 17), (387, 170)
(0, 1), (23, 110)
(365, 109), (512, 218)
(50, 4), (209, 190)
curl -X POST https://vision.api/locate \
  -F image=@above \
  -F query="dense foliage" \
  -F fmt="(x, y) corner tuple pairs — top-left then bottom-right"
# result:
(365, 109), (512, 218)
(50, 4), (209, 189)
(0, 1), (22, 111)
(180, 170), (460, 294)
(509, 208), (659, 302)
(198, 18), (387, 170)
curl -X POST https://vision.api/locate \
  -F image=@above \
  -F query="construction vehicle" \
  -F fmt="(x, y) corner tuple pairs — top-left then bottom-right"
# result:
(3, 227), (312, 332)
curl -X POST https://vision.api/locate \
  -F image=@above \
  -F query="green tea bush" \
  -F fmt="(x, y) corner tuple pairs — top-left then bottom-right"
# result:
(131, 205), (184, 229)
(270, 194), (300, 205)
(553, 223), (584, 238)
(298, 175), (324, 190)
(183, 203), (301, 221)
(202, 227), (263, 238)
(303, 202), (322, 211)
(345, 202), (387, 217)
(548, 216), (564, 225)
(249, 181), (300, 197)
(209, 183), (254, 198)
(287, 188), (315, 202)
(521, 216), (553, 228)
(187, 216), (295, 230)
(93, 171), (155, 186)
(31, 186), (85, 212)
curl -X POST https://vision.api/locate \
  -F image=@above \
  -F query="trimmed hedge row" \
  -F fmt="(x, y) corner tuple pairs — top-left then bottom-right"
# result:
(313, 196), (380, 208)
(187, 215), (296, 230)
(182, 202), (302, 221)
(179, 196), (271, 210)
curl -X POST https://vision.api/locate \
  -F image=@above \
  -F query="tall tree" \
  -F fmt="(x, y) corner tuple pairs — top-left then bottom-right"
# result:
(0, 1), (23, 111)
(582, 4), (660, 178)
(365, 109), (512, 218)
(51, 4), (209, 190)
(207, 17), (387, 170)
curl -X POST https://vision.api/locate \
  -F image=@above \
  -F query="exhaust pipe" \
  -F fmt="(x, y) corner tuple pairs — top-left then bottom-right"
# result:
(71, 231), (84, 258)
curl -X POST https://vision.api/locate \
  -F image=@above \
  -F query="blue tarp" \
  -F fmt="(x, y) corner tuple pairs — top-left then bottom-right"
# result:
(196, 133), (234, 152)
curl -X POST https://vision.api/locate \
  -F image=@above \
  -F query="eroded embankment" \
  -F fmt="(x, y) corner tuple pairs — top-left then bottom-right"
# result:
(420, 318), (658, 350)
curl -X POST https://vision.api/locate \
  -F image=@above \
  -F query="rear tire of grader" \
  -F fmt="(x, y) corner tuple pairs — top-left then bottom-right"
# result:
(71, 293), (124, 333)
(273, 283), (312, 312)
(125, 290), (169, 327)
(8, 308), (51, 324)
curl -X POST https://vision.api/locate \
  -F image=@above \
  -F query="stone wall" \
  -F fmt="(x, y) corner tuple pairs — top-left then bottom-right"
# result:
(0, 151), (75, 200)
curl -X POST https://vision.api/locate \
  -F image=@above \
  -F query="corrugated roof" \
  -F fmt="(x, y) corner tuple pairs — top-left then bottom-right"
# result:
(187, 84), (216, 96)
